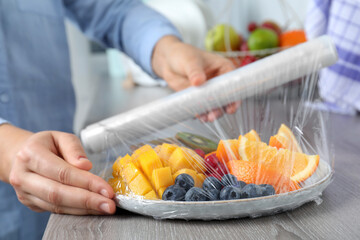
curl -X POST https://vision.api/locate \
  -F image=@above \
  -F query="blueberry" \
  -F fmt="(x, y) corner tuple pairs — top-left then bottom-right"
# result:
(241, 184), (263, 198)
(207, 189), (220, 201)
(162, 185), (187, 201)
(219, 186), (242, 200)
(259, 184), (275, 196)
(175, 174), (194, 191)
(237, 180), (247, 189)
(221, 174), (238, 187)
(185, 187), (209, 201)
(202, 177), (223, 191)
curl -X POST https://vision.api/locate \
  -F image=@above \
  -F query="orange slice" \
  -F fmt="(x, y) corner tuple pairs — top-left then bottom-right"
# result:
(269, 124), (303, 153)
(216, 139), (240, 163)
(243, 129), (261, 142)
(239, 137), (319, 183)
(226, 160), (300, 194)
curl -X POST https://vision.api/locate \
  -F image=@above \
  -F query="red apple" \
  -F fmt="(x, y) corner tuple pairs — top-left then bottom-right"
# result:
(261, 20), (282, 36)
(247, 22), (258, 32)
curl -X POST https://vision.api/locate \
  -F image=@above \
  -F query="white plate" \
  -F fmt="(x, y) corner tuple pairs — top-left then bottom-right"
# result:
(114, 159), (332, 220)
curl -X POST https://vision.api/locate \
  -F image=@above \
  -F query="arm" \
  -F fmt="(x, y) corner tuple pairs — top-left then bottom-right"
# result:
(0, 123), (115, 215)
(62, 0), (181, 76)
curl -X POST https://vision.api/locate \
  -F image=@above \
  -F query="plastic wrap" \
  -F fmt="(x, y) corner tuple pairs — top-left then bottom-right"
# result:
(81, 36), (337, 220)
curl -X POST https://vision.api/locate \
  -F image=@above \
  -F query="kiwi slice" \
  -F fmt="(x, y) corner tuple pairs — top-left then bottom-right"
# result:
(175, 132), (218, 154)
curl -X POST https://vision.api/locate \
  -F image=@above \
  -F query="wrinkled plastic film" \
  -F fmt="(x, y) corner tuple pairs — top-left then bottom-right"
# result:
(83, 36), (336, 220)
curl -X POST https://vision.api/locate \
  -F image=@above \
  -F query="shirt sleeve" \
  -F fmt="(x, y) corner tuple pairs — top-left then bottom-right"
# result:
(62, 0), (181, 77)
(0, 118), (9, 126)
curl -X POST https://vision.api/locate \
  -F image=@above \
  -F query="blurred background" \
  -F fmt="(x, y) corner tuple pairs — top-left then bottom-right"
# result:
(66, 0), (310, 133)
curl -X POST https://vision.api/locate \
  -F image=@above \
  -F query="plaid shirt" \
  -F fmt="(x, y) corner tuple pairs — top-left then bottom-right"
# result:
(305, 0), (360, 114)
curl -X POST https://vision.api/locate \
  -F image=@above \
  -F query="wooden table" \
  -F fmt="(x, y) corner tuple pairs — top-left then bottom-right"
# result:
(44, 85), (360, 239)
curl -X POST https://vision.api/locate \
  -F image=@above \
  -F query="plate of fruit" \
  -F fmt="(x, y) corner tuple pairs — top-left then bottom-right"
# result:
(107, 125), (332, 220)
(205, 21), (307, 68)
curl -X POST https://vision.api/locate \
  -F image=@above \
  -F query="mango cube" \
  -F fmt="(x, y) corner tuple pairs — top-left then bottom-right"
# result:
(122, 162), (141, 183)
(138, 148), (163, 180)
(158, 187), (168, 199)
(128, 173), (153, 196)
(152, 167), (174, 192)
(144, 190), (159, 200)
(169, 147), (206, 173)
(158, 143), (177, 166)
(108, 177), (127, 194)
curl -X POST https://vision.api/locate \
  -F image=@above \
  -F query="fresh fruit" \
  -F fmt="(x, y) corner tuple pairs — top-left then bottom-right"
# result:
(175, 132), (218, 154)
(204, 152), (219, 169)
(168, 147), (206, 174)
(240, 41), (249, 51)
(194, 148), (205, 158)
(174, 174), (194, 191)
(240, 55), (257, 67)
(152, 167), (174, 196)
(213, 162), (228, 177)
(280, 30), (306, 47)
(162, 185), (187, 201)
(144, 190), (158, 200)
(269, 124), (303, 153)
(247, 22), (258, 32)
(207, 189), (220, 201)
(108, 177), (128, 195)
(238, 34), (244, 46)
(243, 129), (261, 142)
(261, 20), (282, 36)
(220, 186), (242, 200)
(173, 169), (205, 188)
(205, 24), (240, 52)
(185, 187), (209, 201)
(112, 154), (132, 177)
(237, 180), (247, 189)
(241, 184), (263, 198)
(226, 160), (300, 194)
(128, 171), (154, 196)
(248, 28), (279, 51)
(259, 184), (275, 196)
(238, 136), (319, 183)
(158, 143), (177, 166)
(221, 174), (238, 186)
(137, 147), (163, 180)
(202, 177), (223, 191)
(216, 139), (240, 163)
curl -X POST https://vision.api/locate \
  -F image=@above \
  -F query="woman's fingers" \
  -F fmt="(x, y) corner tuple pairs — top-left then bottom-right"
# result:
(52, 132), (92, 171)
(16, 172), (115, 214)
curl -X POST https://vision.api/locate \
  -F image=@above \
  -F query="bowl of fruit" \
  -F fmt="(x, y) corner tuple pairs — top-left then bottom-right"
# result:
(107, 124), (332, 220)
(205, 21), (307, 68)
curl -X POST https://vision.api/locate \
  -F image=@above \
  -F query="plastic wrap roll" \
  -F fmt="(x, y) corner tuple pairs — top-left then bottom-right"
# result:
(81, 36), (337, 153)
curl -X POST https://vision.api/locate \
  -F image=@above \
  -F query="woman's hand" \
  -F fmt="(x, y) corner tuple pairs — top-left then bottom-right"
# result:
(152, 36), (240, 121)
(2, 125), (115, 215)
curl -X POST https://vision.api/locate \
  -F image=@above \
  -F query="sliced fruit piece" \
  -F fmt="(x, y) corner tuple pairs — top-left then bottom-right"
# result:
(273, 149), (320, 183)
(239, 137), (319, 183)
(158, 143), (177, 166)
(158, 187), (167, 199)
(226, 160), (300, 194)
(238, 135), (277, 162)
(175, 132), (218, 154)
(128, 172), (153, 196)
(243, 129), (261, 142)
(173, 169), (205, 188)
(122, 162), (141, 183)
(137, 147), (163, 180)
(108, 177), (128, 194)
(112, 154), (132, 177)
(154, 145), (161, 154)
(280, 30), (306, 47)
(131, 144), (153, 164)
(144, 190), (159, 200)
(271, 124), (303, 153)
(216, 139), (240, 163)
(152, 167), (174, 192)
(169, 147), (206, 174)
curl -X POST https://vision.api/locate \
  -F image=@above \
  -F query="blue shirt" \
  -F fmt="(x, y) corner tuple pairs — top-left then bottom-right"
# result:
(0, 0), (180, 239)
